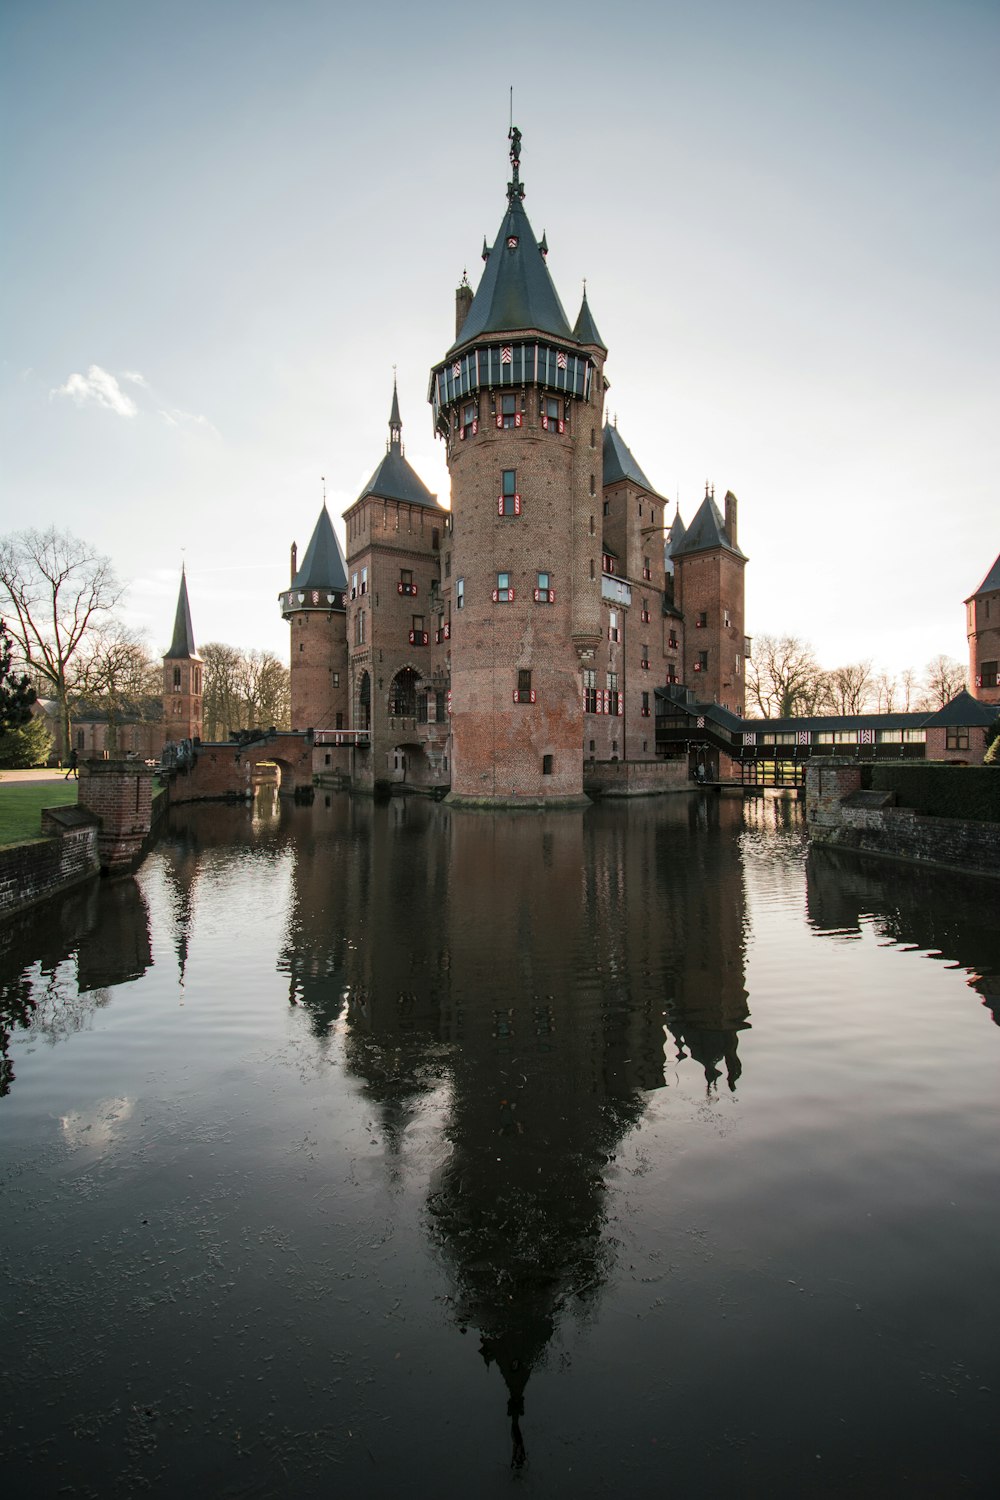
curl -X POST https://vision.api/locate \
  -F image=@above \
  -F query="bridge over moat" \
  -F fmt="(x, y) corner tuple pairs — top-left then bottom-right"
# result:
(164, 729), (370, 803)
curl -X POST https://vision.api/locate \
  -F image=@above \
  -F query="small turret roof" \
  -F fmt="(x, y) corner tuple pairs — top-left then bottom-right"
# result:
(573, 288), (606, 350)
(291, 505), (348, 592)
(603, 422), (657, 494)
(448, 131), (572, 351)
(355, 385), (443, 511)
(671, 490), (747, 561)
(967, 552), (1000, 599)
(166, 567), (200, 660)
(665, 507), (687, 557)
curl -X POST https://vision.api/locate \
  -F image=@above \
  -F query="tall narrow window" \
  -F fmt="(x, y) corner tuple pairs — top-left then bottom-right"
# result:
(462, 401), (478, 438)
(535, 571), (553, 603)
(515, 668), (534, 704)
(582, 668), (597, 714)
(499, 469), (521, 516)
(500, 393), (520, 429)
(399, 569), (415, 596)
(360, 566), (368, 595)
(608, 610), (619, 643)
(456, 577), (464, 609)
(172, 666), (181, 690)
(494, 571), (514, 603)
(542, 396), (563, 433)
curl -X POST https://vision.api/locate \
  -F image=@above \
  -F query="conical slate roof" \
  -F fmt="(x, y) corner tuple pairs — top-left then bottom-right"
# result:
(666, 507), (687, 557)
(166, 567), (200, 660)
(967, 552), (1000, 599)
(603, 422), (657, 493)
(449, 135), (572, 351)
(356, 387), (442, 510)
(671, 491), (747, 561)
(573, 289), (606, 350)
(292, 505), (348, 592)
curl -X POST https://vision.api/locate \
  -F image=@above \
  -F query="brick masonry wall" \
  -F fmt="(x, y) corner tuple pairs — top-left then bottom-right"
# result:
(78, 761), (156, 872)
(806, 760), (1000, 876)
(584, 759), (690, 797)
(675, 548), (746, 714)
(288, 608), (349, 731)
(169, 734), (315, 802)
(0, 823), (99, 918)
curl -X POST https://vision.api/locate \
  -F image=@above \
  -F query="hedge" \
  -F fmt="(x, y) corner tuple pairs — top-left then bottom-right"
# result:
(871, 763), (1000, 824)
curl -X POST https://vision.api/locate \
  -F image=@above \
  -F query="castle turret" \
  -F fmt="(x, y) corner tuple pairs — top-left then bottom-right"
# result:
(671, 485), (748, 714)
(162, 566), (203, 741)
(281, 504), (349, 731)
(966, 552), (1000, 704)
(428, 127), (605, 804)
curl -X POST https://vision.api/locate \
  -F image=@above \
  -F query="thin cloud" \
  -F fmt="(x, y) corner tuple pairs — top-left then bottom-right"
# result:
(120, 369), (148, 387)
(158, 406), (219, 436)
(51, 364), (138, 417)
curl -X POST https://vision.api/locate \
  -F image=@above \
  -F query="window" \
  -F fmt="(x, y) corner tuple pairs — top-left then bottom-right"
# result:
(643, 557), (651, 580)
(735, 654), (741, 675)
(641, 691), (650, 717)
(946, 727), (969, 750)
(354, 610), (366, 645)
(388, 667), (419, 717)
(500, 393), (520, 429)
(332, 671), (340, 687)
(542, 396), (563, 433)
(602, 500), (610, 516)
(589, 474), (596, 496)
(696, 650), (708, 672)
(462, 401), (478, 438)
(494, 571), (514, 603)
(335, 712), (344, 730)
(76, 729), (85, 750)
(641, 646), (650, 669)
(542, 754), (553, 775)
(608, 610), (619, 643)
(724, 609), (731, 628)
(668, 632), (679, 649)
(696, 611), (707, 628)
(515, 668), (535, 704)
(499, 468), (521, 516)
(583, 668), (598, 714)
(172, 666), (181, 690)
(435, 689), (445, 722)
(418, 693), (429, 724)
(360, 566), (368, 595)
(398, 569), (416, 596)
(641, 602), (650, 623)
(351, 571), (358, 599)
(980, 660), (999, 688)
(535, 571), (553, 603)
(445, 551), (451, 578)
(456, 577), (464, 609)
(607, 671), (620, 716)
(409, 614), (428, 646)
(666, 664), (679, 684)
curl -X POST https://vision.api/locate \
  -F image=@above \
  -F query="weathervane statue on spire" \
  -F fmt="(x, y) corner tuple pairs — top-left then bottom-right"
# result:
(507, 124), (525, 204)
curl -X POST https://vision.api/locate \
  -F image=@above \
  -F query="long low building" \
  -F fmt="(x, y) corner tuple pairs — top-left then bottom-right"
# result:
(655, 686), (998, 785)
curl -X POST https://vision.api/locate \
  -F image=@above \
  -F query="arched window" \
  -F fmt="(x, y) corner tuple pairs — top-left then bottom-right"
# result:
(388, 667), (419, 718)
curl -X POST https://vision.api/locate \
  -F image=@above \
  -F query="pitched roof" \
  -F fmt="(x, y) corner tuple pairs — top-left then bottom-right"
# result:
(603, 423), (657, 493)
(665, 507), (687, 564)
(292, 506), (348, 592)
(355, 387), (442, 511)
(922, 689), (996, 727)
(449, 172), (572, 350)
(670, 492), (747, 561)
(573, 289), (606, 350)
(166, 568), (200, 660)
(967, 552), (1000, 599)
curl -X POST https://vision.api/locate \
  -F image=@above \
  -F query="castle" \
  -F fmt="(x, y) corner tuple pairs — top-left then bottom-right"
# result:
(277, 128), (747, 803)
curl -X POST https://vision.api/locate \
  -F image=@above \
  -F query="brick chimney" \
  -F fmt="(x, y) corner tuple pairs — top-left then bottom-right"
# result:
(724, 490), (738, 548)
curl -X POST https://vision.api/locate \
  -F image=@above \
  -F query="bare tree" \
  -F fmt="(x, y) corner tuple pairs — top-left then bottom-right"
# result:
(0, 528), (124, 754)
(746, 634), (825, 718)
(825, 661), (875, 715)
(201, 644), (289, 739)
(236, 649), (290, 730)
(76, 624), (161, 752)
(922, 654), (966, 709)
(201, 642), (243, 741)
(898, 667), (919, 712)
(873, 670), (897, 713)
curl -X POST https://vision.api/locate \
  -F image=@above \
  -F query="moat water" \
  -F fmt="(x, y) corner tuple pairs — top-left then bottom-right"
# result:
(1, 790), (998, 1497)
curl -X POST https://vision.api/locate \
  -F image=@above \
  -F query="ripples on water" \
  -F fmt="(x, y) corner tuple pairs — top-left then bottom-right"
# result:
(1, 789), (997, 1497)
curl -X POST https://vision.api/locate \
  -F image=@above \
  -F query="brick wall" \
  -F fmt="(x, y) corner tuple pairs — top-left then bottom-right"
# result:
(0, 818), (99, 918)
(78, 760), (155, 872)
(584, 758), (690, 797)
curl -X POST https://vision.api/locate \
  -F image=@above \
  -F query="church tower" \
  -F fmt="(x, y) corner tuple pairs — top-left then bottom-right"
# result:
(281, 503), (349, 731)
(429, 128), (605, 804)
(162, 566), (203, 741)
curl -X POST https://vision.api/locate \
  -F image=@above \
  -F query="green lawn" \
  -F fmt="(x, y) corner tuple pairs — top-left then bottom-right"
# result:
(0, 781), (79, 846)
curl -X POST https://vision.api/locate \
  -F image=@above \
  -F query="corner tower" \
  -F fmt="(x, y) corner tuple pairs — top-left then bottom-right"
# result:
(965, 552), (1000, 704)
(162, 566), (203, 741)
(281, 504), (349, 730)
(671, 486), (748, 714)
(429, 128), (605, 804)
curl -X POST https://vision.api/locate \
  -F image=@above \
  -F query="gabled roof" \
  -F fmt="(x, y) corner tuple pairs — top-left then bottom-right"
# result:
(573, 289), (606, 350)
(292, 506), (348, 592)
(603, 423), (657, 493)
(967, 552), (1000, 599)
(670, 492), (747, 561)
(923, 689), (996, 727)
(448, 142), (572, 350)
(166, 568), (200, 661)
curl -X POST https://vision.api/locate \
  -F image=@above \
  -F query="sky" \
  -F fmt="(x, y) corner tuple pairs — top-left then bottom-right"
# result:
(2, 0), (998, 682)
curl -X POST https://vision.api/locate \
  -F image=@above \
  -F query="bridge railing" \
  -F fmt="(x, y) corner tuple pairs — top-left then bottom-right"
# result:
(312, 730), (371, 747)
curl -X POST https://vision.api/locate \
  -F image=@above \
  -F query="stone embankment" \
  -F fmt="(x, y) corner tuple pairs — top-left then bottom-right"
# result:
(806, 761), (1000, 878)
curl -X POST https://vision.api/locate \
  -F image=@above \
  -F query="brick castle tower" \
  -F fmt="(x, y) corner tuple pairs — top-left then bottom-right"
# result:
(670, 486), (748, 715)
(162, 566), (203, 741)
(966, 552), (1000, 704)
(429, 127), (605, 804)
(280, 503), (350, 731)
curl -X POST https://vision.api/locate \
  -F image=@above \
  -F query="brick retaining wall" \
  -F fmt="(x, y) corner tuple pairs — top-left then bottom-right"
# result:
(584, 759), (691, 797)
(0, 813), (100, 919)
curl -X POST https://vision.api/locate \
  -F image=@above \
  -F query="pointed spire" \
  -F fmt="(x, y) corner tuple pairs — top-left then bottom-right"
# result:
(389, 372), (402, 450)
(166, 566), (199, 661)
(538, 231), (548, 259)
(482, 235), (490, 263)
(507, 123), (525, 204)
(573, 285), (606, 350)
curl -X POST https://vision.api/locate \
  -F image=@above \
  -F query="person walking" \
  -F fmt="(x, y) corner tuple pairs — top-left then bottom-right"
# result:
(64, 747), (78, 780)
